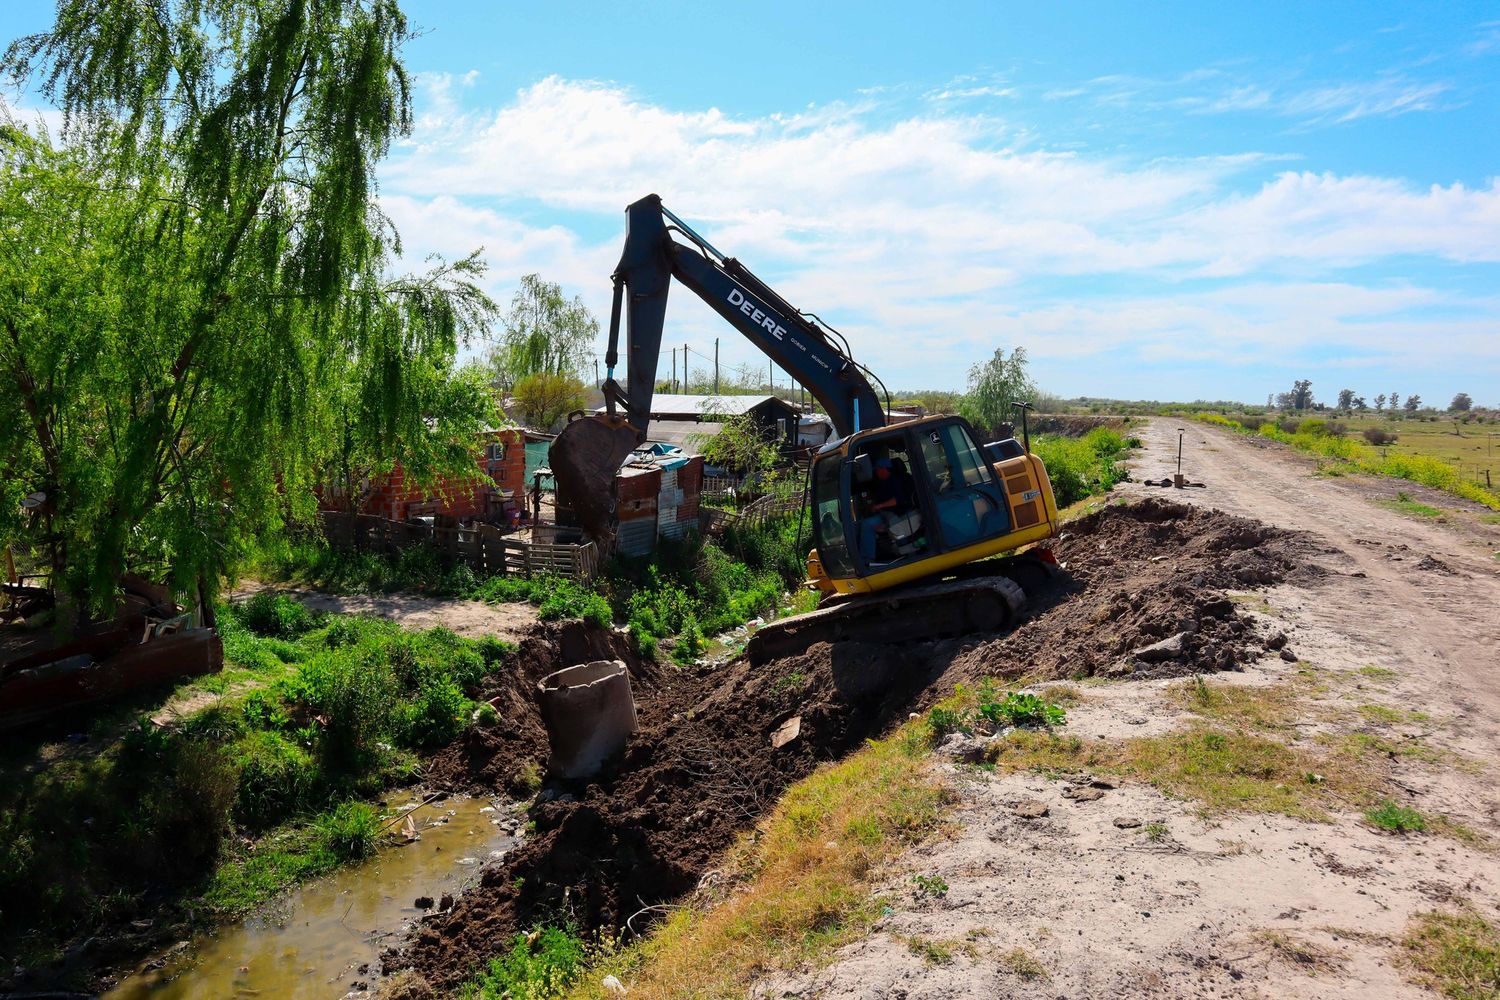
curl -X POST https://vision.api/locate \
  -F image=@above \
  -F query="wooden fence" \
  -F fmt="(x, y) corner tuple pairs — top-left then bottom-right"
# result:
(319, 513), (600, 583)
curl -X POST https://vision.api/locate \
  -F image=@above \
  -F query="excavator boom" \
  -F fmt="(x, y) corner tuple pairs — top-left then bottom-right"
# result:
(550, 195), (887, 543)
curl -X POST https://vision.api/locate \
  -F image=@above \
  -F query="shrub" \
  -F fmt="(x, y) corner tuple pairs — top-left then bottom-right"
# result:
(397, 677), (472, 749)
(233, 730), (317, 829)
(927, 706), (968, 740)
(239, 591), (315, 638)
(458, 924), (587, 1000)
(1277, 418), (1301, 434)
(299, 650), (397, 770)
(1364, 428), (1398, 446)
(318, 801), (381, 861)
(672, 615), (706, 665)
(978, 691), (1066, 729)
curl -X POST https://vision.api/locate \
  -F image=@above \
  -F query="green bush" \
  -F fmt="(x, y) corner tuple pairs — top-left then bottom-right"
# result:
(298, 650), (397, 770)
(233, 731), (317, 829)
(239, 592), (316, 638)
(318, 801), (381, 861)
(458, 924), (588, 1000)
(397, 677), (472, 749)
(977, 690), (1066, 728)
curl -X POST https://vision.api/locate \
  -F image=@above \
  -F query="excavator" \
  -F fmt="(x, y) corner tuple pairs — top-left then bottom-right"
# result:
(549, 195), (1060, 664)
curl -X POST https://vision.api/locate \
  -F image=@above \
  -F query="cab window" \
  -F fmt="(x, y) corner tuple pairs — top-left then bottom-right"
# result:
(810, 454), (853, 577)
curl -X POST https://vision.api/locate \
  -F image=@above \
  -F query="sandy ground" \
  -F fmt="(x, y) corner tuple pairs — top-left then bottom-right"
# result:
(751, 418), (1500, 999)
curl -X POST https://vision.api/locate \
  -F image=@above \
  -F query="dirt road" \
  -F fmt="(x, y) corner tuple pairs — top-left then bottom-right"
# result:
(752, 419), (1500, 999)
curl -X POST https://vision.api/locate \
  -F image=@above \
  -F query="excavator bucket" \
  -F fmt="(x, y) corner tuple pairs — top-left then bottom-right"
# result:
(548, 413), (642, 544)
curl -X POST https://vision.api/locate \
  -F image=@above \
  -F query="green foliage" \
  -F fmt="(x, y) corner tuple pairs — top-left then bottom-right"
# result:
(232, 731), (317, 830)
(460, 924), (589, 1000)
(926, 706), (969, 739)
(512, 372), (590, 432)
(239, 592), (318, 639)
(1366, 800), (1427, 834)
(488, 273), (599, 386)
(1, 1), (496, 620)
(978, 691), (1067, 729)
(958, 346), (1036, 437)
(672, 615), (707, 665)
(318, 801), (382, 861)
(698, 412), (782, 476)
(912, 874), (950, 897)
(1033, 427), (1133, 507)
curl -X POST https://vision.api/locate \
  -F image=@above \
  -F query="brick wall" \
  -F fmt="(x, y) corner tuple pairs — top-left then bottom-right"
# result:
(322, 428), (527, 523)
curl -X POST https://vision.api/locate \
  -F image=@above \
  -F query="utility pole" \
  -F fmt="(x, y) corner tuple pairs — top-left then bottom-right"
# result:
(768, 359), (773, 393)
(671, 348), (677, 394)
(684, 342), (689, 393)
(714, 338), (719, 394)
(593, 358), (599, 388)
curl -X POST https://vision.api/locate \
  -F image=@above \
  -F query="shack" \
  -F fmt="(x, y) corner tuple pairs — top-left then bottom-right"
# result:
(615, 453), (705, 557)
(321, 426), (527, 524)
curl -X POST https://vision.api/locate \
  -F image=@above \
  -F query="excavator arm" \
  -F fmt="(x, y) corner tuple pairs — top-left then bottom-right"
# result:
(552, 194), (888, 542)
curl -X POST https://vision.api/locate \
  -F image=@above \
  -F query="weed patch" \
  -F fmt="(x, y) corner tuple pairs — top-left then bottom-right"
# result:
(1402, 909), (1500, 1000)
(458, 924), (590, 1000)
(1366, 800), (1427, 834)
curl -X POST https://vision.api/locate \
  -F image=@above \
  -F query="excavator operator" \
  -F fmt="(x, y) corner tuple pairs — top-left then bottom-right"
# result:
(858, 452), (922, 562)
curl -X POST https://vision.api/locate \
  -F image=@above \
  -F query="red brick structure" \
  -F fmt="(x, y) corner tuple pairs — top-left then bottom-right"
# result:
(322, 427), (527, 523)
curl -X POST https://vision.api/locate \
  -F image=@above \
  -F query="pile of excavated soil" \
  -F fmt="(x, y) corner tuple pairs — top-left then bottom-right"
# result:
(929, 497), (1322, 686)
(388, 498), (1318, 990)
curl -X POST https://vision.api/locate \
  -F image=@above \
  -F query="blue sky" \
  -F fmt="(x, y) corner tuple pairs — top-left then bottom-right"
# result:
(4, 1), (1498, 405)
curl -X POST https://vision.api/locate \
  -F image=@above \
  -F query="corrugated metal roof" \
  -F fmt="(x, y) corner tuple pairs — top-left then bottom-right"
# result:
(643, 420), (723, 450)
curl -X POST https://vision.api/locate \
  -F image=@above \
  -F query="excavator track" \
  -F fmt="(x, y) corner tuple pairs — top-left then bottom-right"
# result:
(745, 555), (1052, 666)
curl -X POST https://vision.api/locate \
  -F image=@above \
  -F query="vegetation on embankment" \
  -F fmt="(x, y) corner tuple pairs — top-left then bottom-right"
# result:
(0, 594), (506, 975)
(1193, 413), (1500, 510)
(1033, 426), (1138, 507)
(255, 513), (814, 665)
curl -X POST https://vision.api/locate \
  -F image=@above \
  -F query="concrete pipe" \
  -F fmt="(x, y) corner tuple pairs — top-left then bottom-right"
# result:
(536, 659), (639, 780)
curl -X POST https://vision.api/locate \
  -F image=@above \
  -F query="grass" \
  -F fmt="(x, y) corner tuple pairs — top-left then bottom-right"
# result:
(1402, 909), (1500, 1000)
(1193, 413), (1500, 510)
(1254, 930), (1344, 975)
(983, 725), (1370, 822)
(998, 946), (1050, 981)
(1365, 800), (1427, 834)
(1381, 492), (1446, 519)
(559, 724), (951, 1000)
(1171, 674), (1320, 731)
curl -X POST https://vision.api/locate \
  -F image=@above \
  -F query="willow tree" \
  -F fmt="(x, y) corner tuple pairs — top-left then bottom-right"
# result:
(1, 1), (493, 626)
(958, 346), (1036, 438)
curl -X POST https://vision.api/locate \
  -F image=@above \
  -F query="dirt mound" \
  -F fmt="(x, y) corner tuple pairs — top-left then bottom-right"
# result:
(389, 498), (1319, 989)
(935, 498), (1318, 684)
(394, 640), (928, 989)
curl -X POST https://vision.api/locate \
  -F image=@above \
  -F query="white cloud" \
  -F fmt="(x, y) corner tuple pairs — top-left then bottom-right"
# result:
(379, 77), (1500, 399)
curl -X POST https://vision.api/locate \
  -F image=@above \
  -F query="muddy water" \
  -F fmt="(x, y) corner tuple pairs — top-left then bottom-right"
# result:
(105, 796), (518, 1000)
